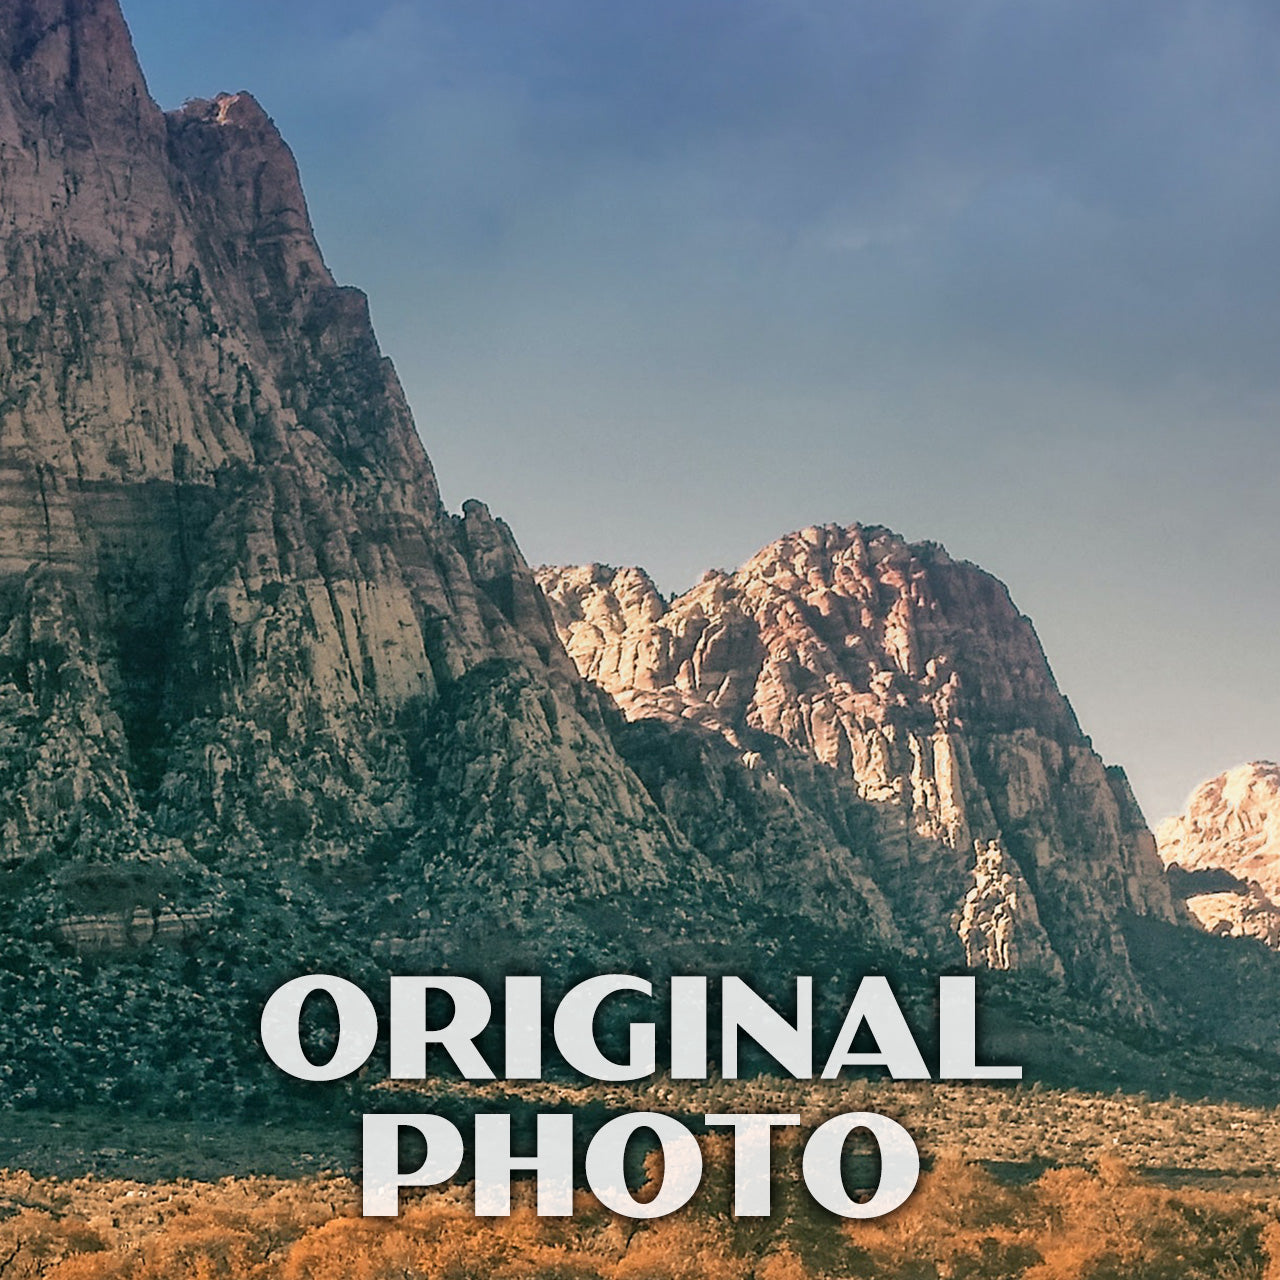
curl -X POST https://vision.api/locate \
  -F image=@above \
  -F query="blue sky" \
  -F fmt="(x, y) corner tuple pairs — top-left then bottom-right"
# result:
(122, 0), (1279, 821)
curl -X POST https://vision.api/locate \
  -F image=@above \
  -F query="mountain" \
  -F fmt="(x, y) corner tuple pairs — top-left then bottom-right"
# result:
(1157, 763), (1280, 948)
(539, 528), (1180, 1013)
(0, 0), (701, 923)
(0, 0), (730, 1103)
(0, 0), (1275, 1109)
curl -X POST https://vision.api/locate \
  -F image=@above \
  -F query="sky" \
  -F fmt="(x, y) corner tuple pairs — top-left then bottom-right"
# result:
(121, 0), (1278, 822)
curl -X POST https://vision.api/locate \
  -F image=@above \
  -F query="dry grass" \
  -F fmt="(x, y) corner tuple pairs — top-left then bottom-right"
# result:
(2, 1083), (1279, 1277)
(1, 1151), (1277, 1279)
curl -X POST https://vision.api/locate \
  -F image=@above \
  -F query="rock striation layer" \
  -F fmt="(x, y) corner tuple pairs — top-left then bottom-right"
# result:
(539, 526), (1179, 1008)
(1158, 763), (1280, 949)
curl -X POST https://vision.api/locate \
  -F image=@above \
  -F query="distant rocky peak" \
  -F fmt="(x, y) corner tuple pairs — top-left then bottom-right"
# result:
(1157, 763), (1280, 948)
(1158, 762), (1280, 895)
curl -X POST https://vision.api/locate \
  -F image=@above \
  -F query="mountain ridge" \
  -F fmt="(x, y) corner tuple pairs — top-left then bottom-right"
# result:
(0, 0), (707, 977)
(538, 522), (1180, 1011)
(0, 0), (1277, 1110)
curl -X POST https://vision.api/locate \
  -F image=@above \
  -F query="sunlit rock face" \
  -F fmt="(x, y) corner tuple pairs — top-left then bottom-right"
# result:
(1158, 763), (1280, 949)
(539, 525), (1179, 1009)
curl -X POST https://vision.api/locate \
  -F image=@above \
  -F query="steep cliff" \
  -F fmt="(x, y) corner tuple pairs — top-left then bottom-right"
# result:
(539, 525), (1179, 1009)
(0, 0), (696, 964)
(1158, 763), (1280, 948)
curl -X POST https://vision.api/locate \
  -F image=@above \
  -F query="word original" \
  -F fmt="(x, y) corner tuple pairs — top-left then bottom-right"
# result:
(261, 973), (1020, 1083)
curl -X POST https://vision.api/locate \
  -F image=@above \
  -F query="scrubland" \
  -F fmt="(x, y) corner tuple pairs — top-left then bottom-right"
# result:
(2, 1082), (1278, 1278)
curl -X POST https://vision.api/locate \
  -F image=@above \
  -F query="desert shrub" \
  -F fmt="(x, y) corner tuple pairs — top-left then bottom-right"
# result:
(44, 1258), (137, 1280)
(0, 1210), (112, 1279)
(3, 1145), (1276, 1280)
(1023, 1159), (1270, 1280)
(133, 1219), (268, 1280)
(281, 1197), (538, 1280)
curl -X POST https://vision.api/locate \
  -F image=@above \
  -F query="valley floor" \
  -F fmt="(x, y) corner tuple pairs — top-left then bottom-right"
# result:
(5, 1079), (1280, 1187)
(2, 1083), (1278, 1278)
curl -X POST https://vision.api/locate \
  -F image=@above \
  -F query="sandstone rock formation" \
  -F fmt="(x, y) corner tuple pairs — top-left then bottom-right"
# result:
(1157, 763), (1280, 898)
(539, 526), (1179, 1008)
(0, 0), (691, 961)
(1164, 875), (1280, 949)
(1158, 763), (1280, 948)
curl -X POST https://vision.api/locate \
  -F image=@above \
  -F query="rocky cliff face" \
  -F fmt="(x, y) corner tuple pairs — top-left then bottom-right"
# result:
(0, 0), (694, 962)
(1158, 763), (1280, 948)
(539, 526), (1179, 1009)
